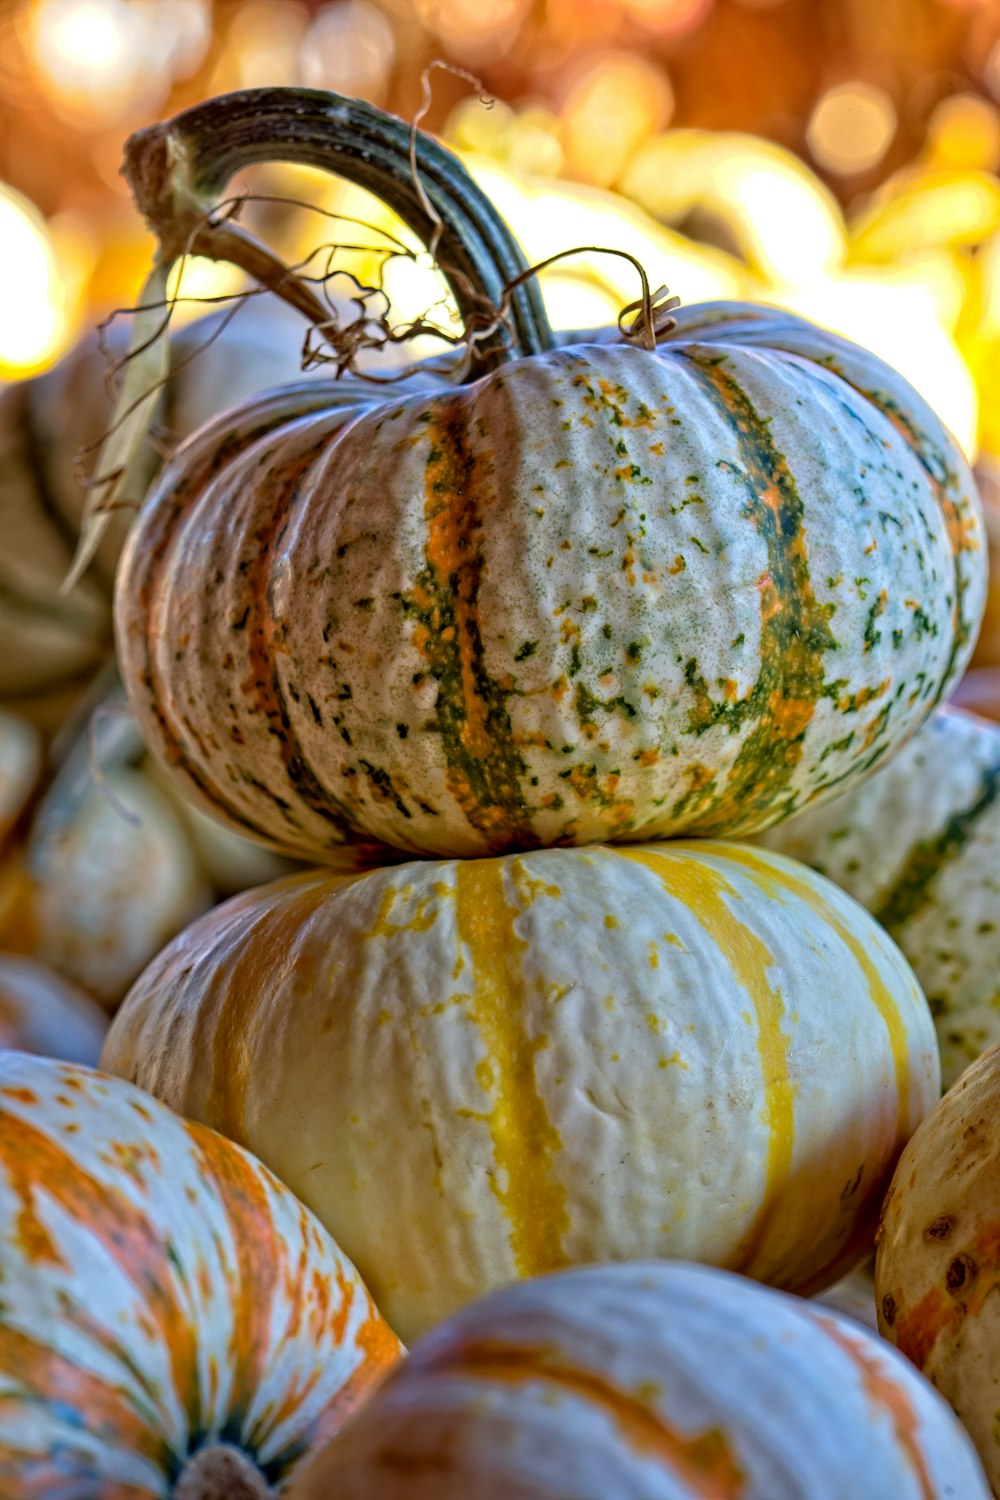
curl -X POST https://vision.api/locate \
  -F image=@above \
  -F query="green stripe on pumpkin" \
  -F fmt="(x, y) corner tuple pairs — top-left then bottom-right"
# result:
(873, 757), (1000, 935)
(675, 351), (839, 831)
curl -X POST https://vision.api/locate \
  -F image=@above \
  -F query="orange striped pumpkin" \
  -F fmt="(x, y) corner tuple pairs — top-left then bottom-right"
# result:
(876, 1039), (1000, 1495)
(0, 1051), (401, 1496)
(102, 839), (938, 1341)
(288, 1260), (989, 1499)
(113, 87), (985, 863)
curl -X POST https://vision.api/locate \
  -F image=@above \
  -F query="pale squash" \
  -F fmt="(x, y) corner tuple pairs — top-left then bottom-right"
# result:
(102, 839), (937, 1341)
(0, 953), (106, 1064)
(0, 1051), (400, 1496)
(112, 87), (985, 862)
(755, 707), (1000, 1088)
(876, 1039), (1000, 1496)
(288, 1260), (988, 1499)
(0, 300), (323, 707)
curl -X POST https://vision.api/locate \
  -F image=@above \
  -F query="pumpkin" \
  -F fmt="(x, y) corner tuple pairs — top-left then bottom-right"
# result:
(813, 1259), (879, 1334)
(0, 1050), (401, 1496)
(0, 954), (107, 1064)
(102, 838), (937, 1342)
(0, 299), (324, 710)
(755, 706), (1000, 1089)
(112, 87), (985, 863)
(949, 668), (1000, 723)
(24, 707), (212, 1009)
(287, 1260), (988, 1499)
(0, 709), (40, 850)
(875, 1039), (1000, 1496)
(971, 458), (1000, 669)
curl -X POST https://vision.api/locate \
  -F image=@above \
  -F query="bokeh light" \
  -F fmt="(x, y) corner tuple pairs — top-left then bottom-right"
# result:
(0, 185), (70, 375)
(806, 81), (897, 176)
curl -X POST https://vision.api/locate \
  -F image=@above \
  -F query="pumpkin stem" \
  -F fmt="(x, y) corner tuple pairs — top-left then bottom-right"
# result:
(173, 1442), (272, 1500)
(121, 86), (554, 374)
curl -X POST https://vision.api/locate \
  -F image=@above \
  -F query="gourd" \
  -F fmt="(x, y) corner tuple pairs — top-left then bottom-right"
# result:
(0, 299), (323, 710)
(755, 707), (1000, 1088)
(949, 668), (1000, 722)
(0, 1050), (401, 1496)
(111, 87), (985, 862)
(876, 1039), (1000, 1496)
(0, 953), (106, 1064)
(287, 1260), (989, 1499)
(102, 839), (938, 1341)
(971, 459), (1000, 668)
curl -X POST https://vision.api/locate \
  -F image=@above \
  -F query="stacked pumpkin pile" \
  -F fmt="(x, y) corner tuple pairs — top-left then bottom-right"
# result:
(4, 85), (1000, 1497)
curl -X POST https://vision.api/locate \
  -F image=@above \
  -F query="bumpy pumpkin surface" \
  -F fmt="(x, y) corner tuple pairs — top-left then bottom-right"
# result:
(0, 954), (107, 1064)
(756, 707), (1000, 1088)
(288, 1261), (988, 1499)
(116, 299), (985, 861)
(0, 1051), (401, 1498)
(876, 1041), (1000, 1495)
(113, 87), (985, 862)
(103, 840), (937, 1340)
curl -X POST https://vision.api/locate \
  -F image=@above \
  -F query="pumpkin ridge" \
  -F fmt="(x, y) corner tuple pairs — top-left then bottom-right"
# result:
(413, 1336), (747, 1495)
(454, 859), (570, 1278)
(872, 756), (1000, 935)
(721, 843), (915, 1138)
(816, 360), (976, 694)
(407, 403), (538, 851)
(808, 1312), (936, 1500)
(614, 845), (794, 1278)
(672, 350), (839, 832)
(0, 1096), (202, 1440)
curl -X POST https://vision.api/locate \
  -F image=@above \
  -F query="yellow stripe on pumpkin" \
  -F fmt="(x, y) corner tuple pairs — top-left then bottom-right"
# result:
(454, 859), (570, 1279)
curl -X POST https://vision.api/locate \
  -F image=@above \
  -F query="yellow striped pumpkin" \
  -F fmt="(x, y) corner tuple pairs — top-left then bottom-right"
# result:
(288, 1261), (989, 1499)
(756, 707), (1000, 1089)
(876, 1040), (1000, 1496)
(113, 87), (986, 863)
(0, 1051), (400, 1496)
(102, 840), (938, 1341)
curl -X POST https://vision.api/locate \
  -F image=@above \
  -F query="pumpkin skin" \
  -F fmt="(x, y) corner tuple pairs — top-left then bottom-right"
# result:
(102, 839), (938, 1341)
(875, 1041), (1000, 1496)
(288, 1260), (989, 1500)
(0, 954), (107, 1064)
(0, 1050), (401, 1496)
(755, 707), (1000, 1089)
(115, 297), (985, 861)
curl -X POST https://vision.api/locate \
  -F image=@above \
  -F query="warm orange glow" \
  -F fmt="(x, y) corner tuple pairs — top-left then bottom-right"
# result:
(414, 0), (530, 60)
(215, 1), (309, 92)
(301, 2), (396, 101)
(618, 0), (713, 36)
(561, 54), (674, 188)
(0, 185), (71, 376)
(807, 82), (897, 176)
(926, 93), (1000, 172)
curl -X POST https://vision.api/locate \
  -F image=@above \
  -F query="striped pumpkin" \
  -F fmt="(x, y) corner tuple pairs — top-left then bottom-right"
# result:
(0, 300), (322, 711)
(755, 707), (1000, 1089)
(0, 954), (107, 1064)
(115, 88), (985, 862)
(876, 1039), (1000, 1496)
(102, 839), (937, 1341)
(288, 1260), (989, 1499)
(0, 1051), (401, 1496)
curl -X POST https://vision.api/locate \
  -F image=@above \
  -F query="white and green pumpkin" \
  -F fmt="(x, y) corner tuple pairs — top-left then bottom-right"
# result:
(113, 88), (986, 862)
(756, 706), (1000, 1089)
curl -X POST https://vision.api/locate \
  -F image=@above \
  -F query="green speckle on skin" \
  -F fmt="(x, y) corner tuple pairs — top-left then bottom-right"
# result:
(514, 641), (538, 662)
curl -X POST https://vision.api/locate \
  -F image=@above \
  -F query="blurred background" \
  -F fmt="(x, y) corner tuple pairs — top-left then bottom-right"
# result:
(2, 0), (1000, 465)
